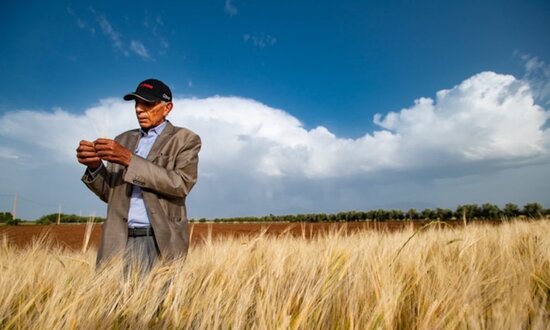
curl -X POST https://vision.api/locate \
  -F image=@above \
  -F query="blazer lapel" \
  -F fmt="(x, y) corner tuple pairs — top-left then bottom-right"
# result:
(147, 121), (175, 161)
(126, 130), (141, 153)
(122, 130), (141, 197)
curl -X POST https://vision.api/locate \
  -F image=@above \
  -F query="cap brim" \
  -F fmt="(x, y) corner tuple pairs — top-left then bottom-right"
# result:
(123, 92), (160, 103)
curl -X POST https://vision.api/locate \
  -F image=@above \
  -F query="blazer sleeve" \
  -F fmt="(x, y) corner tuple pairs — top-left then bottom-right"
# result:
(81, 163), (111, 203)
(123, 131), (201, 198)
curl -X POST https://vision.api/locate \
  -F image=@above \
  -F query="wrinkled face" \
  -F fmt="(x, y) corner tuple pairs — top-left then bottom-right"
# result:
(134, 99), (173, 129)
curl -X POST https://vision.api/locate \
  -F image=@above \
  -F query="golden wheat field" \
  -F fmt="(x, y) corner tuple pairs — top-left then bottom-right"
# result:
(1, 220), (549, 329)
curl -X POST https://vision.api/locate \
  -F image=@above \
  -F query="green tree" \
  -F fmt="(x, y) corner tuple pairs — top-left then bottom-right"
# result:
(0, 212), (14, 223)
(6, 217), (21, 225)
(365, 210), (376, 221)
(433, 208), (453, 221)
(456, 204), (480, 222)
(420, 209), (434, 220)
(388, 209), (404, 221)
(368, 209), (388, 221)
(480, 203), (501, 220)
(36, 217), (52, 225)
(522, 203), (544, 218)
(348, 211), (361, 222)
(406, 208), (419, 221)
(36, 213), (105, 224)
(503, 203), (520, 219)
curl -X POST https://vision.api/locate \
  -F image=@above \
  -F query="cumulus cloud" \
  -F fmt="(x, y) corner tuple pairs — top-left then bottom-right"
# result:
(1, 72), (549, 176)
(0, 71), (549, 218)
(0, 100), (135, 163)
(179, 72), (547, 179)
(374, 72), (549, 167)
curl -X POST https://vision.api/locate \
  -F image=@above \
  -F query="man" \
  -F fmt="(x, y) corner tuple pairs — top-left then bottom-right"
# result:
(76, 78), (201, 273)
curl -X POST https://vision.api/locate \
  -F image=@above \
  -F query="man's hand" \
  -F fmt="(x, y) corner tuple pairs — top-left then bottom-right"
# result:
(93, 138), (133, 167)
(76, 140), (102, 170)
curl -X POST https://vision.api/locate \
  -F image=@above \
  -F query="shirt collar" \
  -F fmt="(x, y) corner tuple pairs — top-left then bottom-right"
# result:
(140, 120), (169, 137)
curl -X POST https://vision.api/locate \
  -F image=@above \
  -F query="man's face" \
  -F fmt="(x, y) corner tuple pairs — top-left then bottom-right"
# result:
(134, 99), (173, 129)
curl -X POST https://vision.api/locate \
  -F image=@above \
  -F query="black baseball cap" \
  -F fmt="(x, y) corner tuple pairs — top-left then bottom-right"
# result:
(123, 78), (172, 103)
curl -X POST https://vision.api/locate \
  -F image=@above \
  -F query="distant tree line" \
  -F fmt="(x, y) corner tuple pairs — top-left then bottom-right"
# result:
(1, 202), (548, 226)
(0, 212), (105, 226)
(191, 202), (549, 223)
(0, 212), (21, 225)
(35, 213), (105, 225)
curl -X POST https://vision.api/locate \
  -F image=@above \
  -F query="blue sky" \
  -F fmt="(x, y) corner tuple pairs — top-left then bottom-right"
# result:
(1, 0), (549, 219)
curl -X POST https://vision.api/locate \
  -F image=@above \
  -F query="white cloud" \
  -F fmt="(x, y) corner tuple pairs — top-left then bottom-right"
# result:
(1, 72), (548, 175)
(71, 9), (163, 60)
(0, 71), (549, 219)
(97, 14), (128, 56)
(0, 147), (19, 160)
(374, 72), (549, 165)
(67, 7), (95, 35)
(142, 12), (169, 55)
(178, 72), (547, 179)
(130, 40), (150, 59)
(243, 33), (277, 48)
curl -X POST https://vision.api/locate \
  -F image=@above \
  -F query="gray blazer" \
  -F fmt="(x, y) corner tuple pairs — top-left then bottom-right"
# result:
(82, 121), (201, 265)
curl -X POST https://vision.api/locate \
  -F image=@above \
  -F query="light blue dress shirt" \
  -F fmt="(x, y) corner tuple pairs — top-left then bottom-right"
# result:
(128, 120), (168, 228)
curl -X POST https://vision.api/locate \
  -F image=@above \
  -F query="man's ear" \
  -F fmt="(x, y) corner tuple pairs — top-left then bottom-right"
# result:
(163, 102), (173, 117)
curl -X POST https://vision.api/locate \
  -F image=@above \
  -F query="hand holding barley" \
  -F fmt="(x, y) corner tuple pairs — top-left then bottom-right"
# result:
(93, 138), (133, 167)
(76, 140), (102, 170)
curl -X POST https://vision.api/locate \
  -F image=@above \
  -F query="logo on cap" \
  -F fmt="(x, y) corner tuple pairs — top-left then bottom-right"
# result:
(140, 83), (154, 89)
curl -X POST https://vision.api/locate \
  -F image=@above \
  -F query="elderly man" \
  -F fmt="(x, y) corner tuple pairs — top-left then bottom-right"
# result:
(76, 78), (201, 274)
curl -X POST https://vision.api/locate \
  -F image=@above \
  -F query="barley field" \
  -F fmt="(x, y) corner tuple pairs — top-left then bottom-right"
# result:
(1, 220), (549, 329)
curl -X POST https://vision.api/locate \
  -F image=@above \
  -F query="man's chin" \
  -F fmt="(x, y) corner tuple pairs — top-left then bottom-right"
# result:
(139, 121), (151, 129)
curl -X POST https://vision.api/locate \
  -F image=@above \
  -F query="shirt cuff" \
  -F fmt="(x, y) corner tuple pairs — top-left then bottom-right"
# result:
(86, 164), (103, 178)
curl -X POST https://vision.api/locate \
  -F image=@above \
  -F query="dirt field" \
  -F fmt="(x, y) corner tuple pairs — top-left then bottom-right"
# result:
(0, 221), (449, 250)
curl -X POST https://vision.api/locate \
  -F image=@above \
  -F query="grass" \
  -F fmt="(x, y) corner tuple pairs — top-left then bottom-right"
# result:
(1, 220), (549, 328)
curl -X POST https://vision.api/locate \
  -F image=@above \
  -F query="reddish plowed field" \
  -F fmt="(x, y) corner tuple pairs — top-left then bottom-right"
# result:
(0, 221), (459, 250)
